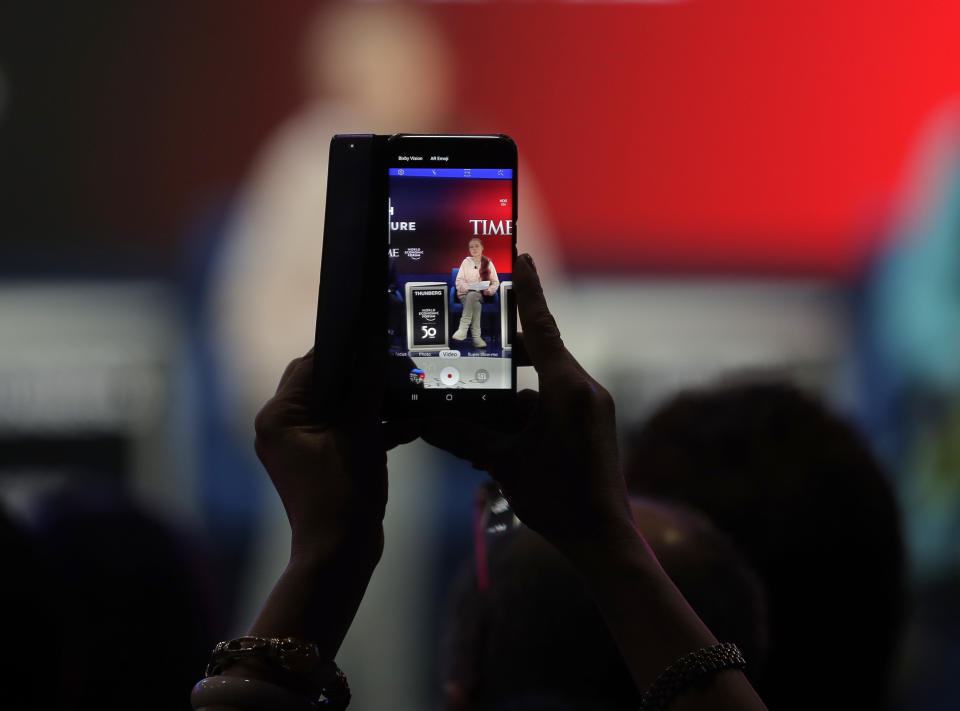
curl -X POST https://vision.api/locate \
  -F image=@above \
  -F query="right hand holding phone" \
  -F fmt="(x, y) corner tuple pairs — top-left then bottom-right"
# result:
(421, 253), (637, 553)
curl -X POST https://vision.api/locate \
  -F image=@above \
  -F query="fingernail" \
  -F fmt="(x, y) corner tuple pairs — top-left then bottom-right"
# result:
(522, 253), (537, 272)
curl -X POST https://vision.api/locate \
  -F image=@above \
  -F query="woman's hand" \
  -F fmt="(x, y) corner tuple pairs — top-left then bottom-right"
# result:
(253, 351), (411, 565)
(423, 257), (768, 709)
(240, 351), (416, 660)
(422, 254), (636, 553)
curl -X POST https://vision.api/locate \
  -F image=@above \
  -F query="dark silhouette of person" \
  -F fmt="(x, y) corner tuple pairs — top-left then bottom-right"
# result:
(440, 497), (769, 711)
(624, 381), (905, 710)
(29, 487), (219, 710)
(0, 506), (59, 710)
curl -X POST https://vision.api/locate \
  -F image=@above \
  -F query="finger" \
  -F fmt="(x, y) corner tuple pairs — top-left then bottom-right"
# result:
(419, 389), (538, 466)
(420, 416), (507, 468)
(275, 354), (304, 395)
(274, 349), (315, 399)
(475, 387), (540, 439)
(513, 254), (583, 379)
(382, 418), (422, 450)
(500, 388), (539, 432)
(512, 333), (532, 368)
(255, 355), (316, 437)
(343, 348), (388, 425)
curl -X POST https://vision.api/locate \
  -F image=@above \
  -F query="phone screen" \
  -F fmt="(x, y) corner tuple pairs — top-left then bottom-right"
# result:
(385, 136), (516, 413)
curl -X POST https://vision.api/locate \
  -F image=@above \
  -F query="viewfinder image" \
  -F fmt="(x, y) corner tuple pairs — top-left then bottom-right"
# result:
(387, 168), (513, 390)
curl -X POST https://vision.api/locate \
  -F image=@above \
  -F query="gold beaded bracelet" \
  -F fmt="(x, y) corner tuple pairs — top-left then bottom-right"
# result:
(205, 636), (350, 710)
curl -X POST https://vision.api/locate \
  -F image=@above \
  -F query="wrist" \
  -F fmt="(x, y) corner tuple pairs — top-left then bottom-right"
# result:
(244, 535), (382, 658)
(559, 520), (658, 574)
(290, 525), (383, 573)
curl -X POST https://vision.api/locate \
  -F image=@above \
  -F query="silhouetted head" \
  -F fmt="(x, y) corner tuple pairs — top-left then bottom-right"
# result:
(441, 497), (767, 711)
(624, 381), (905, 710)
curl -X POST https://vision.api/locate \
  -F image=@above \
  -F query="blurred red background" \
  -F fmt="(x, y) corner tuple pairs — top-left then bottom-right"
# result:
(5, 1), (960, 276)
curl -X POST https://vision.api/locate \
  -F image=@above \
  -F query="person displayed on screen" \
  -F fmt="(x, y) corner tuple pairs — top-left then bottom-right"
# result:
(453, 238), (499, 348)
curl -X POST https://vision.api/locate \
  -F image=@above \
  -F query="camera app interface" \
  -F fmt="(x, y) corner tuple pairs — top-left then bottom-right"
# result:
(387, 165), (514, 391)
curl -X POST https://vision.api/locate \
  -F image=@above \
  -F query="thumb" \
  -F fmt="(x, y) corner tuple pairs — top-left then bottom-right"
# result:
(514, 254), (585, 381)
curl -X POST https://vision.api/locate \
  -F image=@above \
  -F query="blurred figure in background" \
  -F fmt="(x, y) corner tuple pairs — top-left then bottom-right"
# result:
(209, 3), (557, 424)
(858, 99), (960, 708)
(0, 506), (54, 710)
(441, 497), (768, 711)
(624, 381), (905, 711)
(17, 487), (217, 710)
(209, 3), (455, 419)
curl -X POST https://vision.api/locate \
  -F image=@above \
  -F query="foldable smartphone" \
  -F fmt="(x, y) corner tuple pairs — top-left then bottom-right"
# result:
(313, 134), (517, 421)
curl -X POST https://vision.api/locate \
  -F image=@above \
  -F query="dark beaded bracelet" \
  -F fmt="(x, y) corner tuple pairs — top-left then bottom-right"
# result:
(638, 642), (746, 711)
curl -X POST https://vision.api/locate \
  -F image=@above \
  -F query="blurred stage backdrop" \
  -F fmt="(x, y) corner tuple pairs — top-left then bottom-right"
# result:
(2, 2), (959, 709)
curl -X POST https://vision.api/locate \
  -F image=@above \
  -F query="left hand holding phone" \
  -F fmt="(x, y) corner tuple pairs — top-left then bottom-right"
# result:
(256, 350), (375, 565)
(254, 348), (418, 564)
(234, 348), (417, 671)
